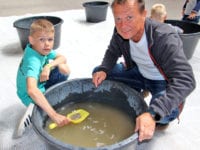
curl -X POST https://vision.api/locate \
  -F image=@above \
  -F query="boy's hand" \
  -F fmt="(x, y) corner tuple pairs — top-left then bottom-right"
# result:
(40, 64), (51, 82)
(52, 113), (70, 127)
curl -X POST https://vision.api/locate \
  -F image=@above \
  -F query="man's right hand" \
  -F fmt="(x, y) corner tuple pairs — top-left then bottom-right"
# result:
(92, 71), (107, 87)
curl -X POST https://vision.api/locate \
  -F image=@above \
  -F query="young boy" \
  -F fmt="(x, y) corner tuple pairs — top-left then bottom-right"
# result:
(16, 19), (70, 137)
(150, 3), (183, 33)
(150, 3), (167, 23)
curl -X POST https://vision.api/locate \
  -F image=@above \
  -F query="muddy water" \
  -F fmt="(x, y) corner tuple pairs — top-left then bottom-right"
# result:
(45, 102), (135, 148)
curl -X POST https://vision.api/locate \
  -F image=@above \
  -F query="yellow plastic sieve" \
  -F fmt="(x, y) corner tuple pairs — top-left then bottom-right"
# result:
(49, 109), (89, 129)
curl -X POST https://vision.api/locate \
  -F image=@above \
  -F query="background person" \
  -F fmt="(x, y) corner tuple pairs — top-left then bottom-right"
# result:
(150, 3), (183, 33)
(182, 0), (200, 23)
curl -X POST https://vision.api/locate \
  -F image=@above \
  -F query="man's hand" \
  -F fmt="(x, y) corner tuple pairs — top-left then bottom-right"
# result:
(92, 71), (107, 87)
(135, 112), (156, 142)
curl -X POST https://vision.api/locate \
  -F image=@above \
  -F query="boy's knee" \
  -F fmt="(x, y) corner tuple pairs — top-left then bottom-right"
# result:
(58, 64), (70, 75)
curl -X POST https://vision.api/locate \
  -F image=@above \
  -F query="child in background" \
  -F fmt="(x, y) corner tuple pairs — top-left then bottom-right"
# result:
(150, 3), (183, 33)
(182, 0), (200, 24)
(150, 3), (167, 23)
(16, 19), (70, 137)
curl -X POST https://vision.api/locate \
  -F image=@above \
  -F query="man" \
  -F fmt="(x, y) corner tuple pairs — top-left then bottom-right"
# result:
(92, 0), (196, 142)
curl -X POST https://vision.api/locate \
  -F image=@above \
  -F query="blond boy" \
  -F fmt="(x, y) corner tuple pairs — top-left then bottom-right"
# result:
(151, 3), (183, 33)
(16, 19), (70, 137)
(150, 3), (167, 23)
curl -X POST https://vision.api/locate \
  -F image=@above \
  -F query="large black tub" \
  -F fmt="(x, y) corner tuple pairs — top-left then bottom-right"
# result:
(13, 16), (63, 50)
(165, 20), (200, 59)
(32, 78), (147, 150)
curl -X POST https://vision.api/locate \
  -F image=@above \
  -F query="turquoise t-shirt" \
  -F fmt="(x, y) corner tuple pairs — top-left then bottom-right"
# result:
(16, 44), (56, 106)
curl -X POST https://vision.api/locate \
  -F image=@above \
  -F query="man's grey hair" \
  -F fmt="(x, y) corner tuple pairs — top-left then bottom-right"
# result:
(111, 0), (145, 13)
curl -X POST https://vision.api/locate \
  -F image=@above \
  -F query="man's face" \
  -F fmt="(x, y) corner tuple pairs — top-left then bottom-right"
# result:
(29, 31), (54, 56)
(112, 0), (147, 42)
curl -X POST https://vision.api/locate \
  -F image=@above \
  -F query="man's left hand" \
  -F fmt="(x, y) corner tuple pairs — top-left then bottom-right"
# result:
(135, 112), (156, 142)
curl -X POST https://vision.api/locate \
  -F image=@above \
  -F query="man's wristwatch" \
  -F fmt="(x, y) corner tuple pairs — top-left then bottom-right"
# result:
(147, 108), (160, 121)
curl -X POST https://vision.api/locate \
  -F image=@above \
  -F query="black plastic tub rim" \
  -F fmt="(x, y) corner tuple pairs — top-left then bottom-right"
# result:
(83, 1), (109, 8)
(179, 32), (200, 37)
(13, 15), (64, 30)
(165, 19), (200, 35)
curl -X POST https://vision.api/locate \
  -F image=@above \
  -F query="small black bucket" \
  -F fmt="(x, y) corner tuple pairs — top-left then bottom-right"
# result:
(13, 16), (63, 50)
(83, 1), (109, 23)
(165, 20), (200, 59)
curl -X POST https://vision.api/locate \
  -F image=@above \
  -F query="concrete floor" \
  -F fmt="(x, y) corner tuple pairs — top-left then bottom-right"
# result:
(0, 0), (200, 149)
(0, 0), (183, 19)
(0, 0), (113, 17)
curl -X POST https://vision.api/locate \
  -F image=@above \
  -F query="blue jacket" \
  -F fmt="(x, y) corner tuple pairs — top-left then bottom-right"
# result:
(97, 18), (196, 118)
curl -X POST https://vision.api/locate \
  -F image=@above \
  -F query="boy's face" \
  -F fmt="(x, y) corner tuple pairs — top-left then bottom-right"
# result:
(29, 31), (54, 55)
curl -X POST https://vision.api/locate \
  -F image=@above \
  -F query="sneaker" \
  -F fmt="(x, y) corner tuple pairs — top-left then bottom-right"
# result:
(13, 103), (34, 138)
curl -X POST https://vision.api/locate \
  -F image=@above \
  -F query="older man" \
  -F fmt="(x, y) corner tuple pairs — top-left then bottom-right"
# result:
(92, 0), (196, 142)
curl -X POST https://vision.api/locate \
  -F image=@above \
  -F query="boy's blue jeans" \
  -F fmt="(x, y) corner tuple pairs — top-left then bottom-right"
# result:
(45, 67), (69, 89)
(93, 63), (179, 124)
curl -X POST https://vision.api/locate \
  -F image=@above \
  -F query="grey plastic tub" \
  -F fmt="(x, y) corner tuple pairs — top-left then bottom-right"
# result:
(83, 1), (109, 23)
(165, 19), (200, 59)
(32, 78), (147, 150)
(13, 16), (63, 50)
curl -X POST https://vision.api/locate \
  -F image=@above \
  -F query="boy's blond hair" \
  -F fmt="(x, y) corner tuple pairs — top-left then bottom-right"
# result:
(150, 3), (167, 23)
(30, 19), (54, 36)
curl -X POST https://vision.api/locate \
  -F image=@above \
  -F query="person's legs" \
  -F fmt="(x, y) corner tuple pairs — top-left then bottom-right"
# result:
(182, 15), (189, 21)
(107, 63), (146, 91)
(93, 64), (180, 125)
(45, 67), (69, 89)
(145, 79), (167, 97)
(182, 15), (200, 23)
(142, 78), (180, 125)
(196, 16), (200, 24)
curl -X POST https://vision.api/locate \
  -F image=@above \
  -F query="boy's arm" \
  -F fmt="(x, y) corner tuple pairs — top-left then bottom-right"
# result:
(40, 53), (67, 82)
(27, 77), (70, 126)
(48, 53), (66, 68)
